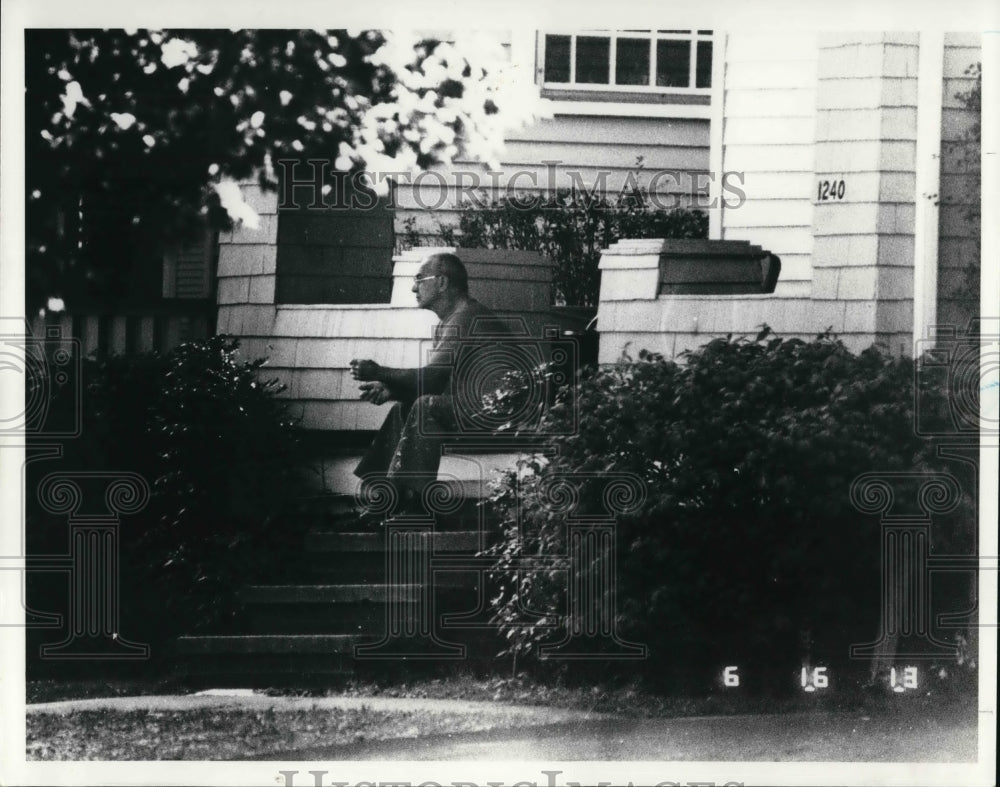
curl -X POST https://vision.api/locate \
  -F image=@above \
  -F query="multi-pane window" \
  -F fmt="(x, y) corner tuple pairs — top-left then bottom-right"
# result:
(541, 30), (713, 96)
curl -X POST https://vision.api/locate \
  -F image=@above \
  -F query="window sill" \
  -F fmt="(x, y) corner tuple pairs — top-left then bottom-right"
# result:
(276, 303), (416, 310)
(545, 98), (712, 119)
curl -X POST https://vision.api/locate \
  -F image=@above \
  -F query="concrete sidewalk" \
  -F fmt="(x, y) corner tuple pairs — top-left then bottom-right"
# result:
(27, 689), (607, 724)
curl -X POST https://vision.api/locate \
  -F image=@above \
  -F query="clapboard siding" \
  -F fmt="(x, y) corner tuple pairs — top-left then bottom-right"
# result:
(815, 108), (917, 142)
(723, 200), (814, 229)
(724, 61), (818, 89)
(394, 175), (701, 212)
(942, 76), (977, 111)
(723, 89), (818, 119)
(399, 165), (708, 198)
(396, 112), (710, 245)
(723, 117), (815, 146)
(942, 40), (981, 76)
(720, 32), (818, 296)
(505, 115), (706, 146)
(723, 145), (815, 173)
(598, 296), (898, 360)
(496, 140), (706, 170)
(722, 172), (814, 200)
(724, 35), (818, 62)
(598, 296), (914, 361)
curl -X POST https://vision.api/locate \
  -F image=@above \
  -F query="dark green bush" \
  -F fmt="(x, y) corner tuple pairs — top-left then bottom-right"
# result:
(80, 336), (307, 649)
(402, 181), (708, 307)
(485, 331), (974, 690)
(456, 190), (706, 307)
(944, 61), (981, 305)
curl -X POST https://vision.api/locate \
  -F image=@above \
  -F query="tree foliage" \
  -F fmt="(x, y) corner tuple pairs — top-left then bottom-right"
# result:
(25, 29), (542, 308)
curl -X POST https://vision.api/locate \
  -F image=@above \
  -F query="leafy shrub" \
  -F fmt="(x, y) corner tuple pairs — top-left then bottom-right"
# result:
(455, 190), (706, 308)
(396, 214), (457, 255)
(399, 178), (708, 308)
(943, 62), (981, 305)
(79, 336), (307, 649)
(485, 331), (974, 690)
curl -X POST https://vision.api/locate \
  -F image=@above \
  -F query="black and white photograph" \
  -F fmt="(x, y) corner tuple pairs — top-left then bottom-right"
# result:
(1, 1), (997, 785)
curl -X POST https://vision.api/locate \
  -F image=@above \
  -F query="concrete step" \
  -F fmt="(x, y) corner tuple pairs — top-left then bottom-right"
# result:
(171, 645), (483, 684)
(176, 634), (361, 655)
(171, 653), (358, 680)
(320, 505), (498, 533)
(317, 452), (525, 497)
(239, 583), (485, 634)
(174, 632), (486, 677)
(298, 554), (497, 583)
(299, 551), (387, 583)
(240, 583), (419, 604)
(306, 474), (502, 532)
(304, 530), (492, 553)
(240, 580), (476, 605)
(244, 604), (390, 635)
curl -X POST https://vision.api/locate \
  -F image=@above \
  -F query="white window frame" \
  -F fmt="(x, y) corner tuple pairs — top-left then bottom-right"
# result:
(535, 29), (715, 119)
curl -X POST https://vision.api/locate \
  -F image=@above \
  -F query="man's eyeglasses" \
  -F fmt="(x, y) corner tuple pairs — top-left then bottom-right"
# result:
(413, 274), (441, 284)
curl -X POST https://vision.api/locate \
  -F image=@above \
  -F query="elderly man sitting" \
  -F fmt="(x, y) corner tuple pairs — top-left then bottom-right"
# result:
(350, 252), (507, 515)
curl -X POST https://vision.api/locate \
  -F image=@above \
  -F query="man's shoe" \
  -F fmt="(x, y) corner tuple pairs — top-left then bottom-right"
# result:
(350, 509), (385, 530)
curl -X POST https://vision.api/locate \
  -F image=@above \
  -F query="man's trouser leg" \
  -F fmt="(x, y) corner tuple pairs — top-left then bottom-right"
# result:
(354, 401), (409, 479)
(387, 394), (457, 511)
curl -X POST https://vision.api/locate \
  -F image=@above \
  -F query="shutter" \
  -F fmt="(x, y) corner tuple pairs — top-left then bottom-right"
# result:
(163, 229), (214, 300)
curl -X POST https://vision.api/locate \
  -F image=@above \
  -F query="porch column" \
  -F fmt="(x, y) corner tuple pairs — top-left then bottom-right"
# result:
(811, 33), (934, 356)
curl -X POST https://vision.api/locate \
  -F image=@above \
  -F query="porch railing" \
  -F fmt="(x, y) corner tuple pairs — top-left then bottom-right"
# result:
(31, 299), (215, 359)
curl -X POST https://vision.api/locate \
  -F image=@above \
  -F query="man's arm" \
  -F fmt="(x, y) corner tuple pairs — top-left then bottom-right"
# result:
(358, 380), (393, 405)
(350, 359), (450, 399)
(350, 360), (419, 400)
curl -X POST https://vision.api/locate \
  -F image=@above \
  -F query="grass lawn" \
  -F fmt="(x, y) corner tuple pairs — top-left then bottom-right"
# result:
(28, 702), (592, 760)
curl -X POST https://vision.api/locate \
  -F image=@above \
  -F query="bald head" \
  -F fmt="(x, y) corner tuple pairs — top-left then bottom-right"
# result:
(424, 253), (469, 295)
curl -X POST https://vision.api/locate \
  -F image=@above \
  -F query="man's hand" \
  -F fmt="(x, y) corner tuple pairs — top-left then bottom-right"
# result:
(359, 381), (391, 405)
(350, 359), (381, 381)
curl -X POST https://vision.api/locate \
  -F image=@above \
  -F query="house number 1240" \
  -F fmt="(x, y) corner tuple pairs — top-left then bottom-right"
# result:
(817, 179), (847, 201)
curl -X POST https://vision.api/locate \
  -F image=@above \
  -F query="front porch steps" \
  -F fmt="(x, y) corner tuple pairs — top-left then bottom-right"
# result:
(176, 634), (358, 655)
(173, 499), (502, 684)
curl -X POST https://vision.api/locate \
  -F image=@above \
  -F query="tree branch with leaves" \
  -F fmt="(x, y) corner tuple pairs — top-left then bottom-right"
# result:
(25, 29), (545, 309)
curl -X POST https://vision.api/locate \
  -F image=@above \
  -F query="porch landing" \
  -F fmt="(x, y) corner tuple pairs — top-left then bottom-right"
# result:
(316, 452), (528, 497)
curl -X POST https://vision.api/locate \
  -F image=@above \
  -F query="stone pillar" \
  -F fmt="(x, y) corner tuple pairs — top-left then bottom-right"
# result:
(811, 33), (925, 355)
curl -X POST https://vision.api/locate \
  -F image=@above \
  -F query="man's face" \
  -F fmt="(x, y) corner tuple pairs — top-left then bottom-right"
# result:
(411, 263), (443, 309)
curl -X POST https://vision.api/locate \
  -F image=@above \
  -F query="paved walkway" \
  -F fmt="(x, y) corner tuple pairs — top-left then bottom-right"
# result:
(28, 690), (603, 720)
